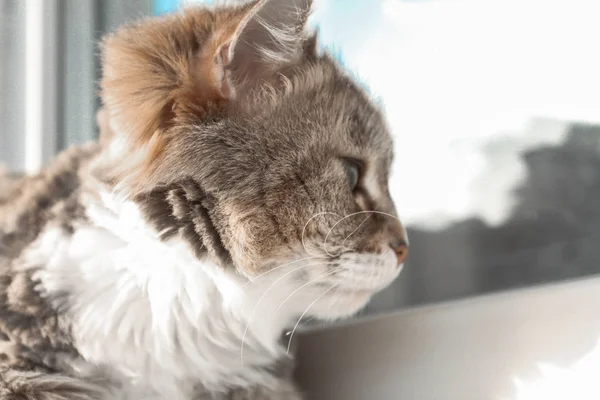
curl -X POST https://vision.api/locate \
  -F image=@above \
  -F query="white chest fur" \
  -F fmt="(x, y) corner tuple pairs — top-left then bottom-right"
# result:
(24, 191), (305, 399)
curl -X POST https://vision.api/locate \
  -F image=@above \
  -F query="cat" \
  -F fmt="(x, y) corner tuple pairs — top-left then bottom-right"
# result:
(0, 0), (408, 398)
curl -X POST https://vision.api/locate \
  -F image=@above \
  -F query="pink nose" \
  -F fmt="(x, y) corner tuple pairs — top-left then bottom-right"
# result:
(390, 239), (408, 266)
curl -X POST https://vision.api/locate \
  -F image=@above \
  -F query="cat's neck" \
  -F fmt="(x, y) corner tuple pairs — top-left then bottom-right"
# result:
(28, 178), (299, 395)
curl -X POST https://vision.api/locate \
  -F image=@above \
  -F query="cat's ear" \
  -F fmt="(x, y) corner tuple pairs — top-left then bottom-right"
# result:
(100, 0), (313, 136)
(100, 1), (263, 148)
(228, 0), (315, 88)
(171, 0), (315, 115)
(98, 0), (313, 189)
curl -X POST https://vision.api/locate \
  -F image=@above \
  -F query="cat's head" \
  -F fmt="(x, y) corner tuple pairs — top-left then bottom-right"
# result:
(98, 0), (407, 320)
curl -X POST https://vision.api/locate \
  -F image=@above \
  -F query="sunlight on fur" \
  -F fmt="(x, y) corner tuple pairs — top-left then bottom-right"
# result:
(513, 340), (600, 400)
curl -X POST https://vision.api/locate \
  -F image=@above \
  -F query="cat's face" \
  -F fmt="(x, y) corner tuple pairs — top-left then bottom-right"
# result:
(160, 60), (407, 318)
(99, 0), (407, 319)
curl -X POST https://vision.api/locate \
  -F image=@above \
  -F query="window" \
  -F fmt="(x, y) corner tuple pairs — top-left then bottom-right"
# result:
(2, 0), (599, 320)
(0, 0), (152, 173)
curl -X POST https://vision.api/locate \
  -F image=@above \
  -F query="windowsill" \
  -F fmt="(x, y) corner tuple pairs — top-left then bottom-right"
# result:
(295, 274), (600, 399)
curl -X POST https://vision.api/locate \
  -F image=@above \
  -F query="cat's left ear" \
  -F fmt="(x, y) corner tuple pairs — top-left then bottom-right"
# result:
(98, 0), (313, 191)
(226, 0), (315, 90)
(174, 0), (315, 115)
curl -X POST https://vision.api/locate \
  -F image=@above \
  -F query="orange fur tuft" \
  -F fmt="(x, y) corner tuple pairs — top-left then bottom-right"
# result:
(98, 1), (263, 187)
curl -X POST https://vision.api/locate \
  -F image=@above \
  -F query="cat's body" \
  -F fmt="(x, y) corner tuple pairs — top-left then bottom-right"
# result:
(0, 0), (408, 399)
(0, 146), (301, 400)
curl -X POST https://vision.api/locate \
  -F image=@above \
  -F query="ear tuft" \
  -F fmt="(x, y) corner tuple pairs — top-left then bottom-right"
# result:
(100, 3), (264, 139)
(302, 30), (319, 61)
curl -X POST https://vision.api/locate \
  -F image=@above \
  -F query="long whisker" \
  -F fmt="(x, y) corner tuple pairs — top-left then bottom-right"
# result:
(324, 210), (407, 256)
(301, 211), (340, 256)
(286, 285), (336, 355)
(325, 291), (342, 312)
(243, 255), (327, 287)
(239, 260), (336, 367)
(273, 268), (341, 317)
(341, 214), (373, 252)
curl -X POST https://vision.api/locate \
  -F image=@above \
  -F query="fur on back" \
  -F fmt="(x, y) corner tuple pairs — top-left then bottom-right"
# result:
(0, 0), (408, 399)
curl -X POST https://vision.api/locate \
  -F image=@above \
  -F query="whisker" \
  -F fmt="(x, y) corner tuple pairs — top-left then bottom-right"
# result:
(324, 210), (407, 256)
(325, 291), (342, 312)
(272, 268), (341, 317)
(243, 255), (327, 287)
(301, 211), (341, 256)
(341, 214), (373, 252)
(240, 260), (336, 367)
(286, 285), (336, 355)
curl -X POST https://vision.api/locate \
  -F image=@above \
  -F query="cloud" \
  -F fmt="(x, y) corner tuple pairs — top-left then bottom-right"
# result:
(312, 0), (600, 226)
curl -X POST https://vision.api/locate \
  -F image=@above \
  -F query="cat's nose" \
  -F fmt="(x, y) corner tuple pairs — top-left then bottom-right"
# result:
(389, 238), (408, 266)
(386, 217), (408, 266)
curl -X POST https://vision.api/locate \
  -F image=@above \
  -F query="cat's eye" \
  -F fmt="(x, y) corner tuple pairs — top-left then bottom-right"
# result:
(343, 159), (361, 191)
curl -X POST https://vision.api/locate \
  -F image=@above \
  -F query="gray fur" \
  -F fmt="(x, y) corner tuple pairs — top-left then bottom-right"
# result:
(0, 145), (101, 399)
(0, 368), (104, 400)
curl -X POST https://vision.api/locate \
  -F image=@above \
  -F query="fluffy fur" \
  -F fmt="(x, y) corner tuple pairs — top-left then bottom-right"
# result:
(0, 0), (407, 398)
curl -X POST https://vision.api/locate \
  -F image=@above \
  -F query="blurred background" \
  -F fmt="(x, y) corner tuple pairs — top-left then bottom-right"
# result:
(1, 0), (600, 321)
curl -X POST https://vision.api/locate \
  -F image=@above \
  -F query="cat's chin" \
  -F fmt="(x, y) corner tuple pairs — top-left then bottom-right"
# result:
(309, 289), (374, 320)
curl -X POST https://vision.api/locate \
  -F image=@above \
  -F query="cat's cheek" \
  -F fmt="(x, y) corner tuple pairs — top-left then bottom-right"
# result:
(222, 203), (287, 277)
(225, 213), (273, 276)
(226, 223), (257, 275)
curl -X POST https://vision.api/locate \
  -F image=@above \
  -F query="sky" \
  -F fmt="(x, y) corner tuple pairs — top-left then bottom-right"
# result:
(161, 0), (600, 228)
